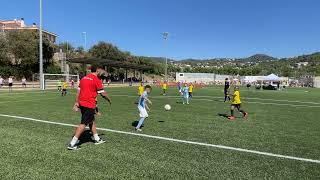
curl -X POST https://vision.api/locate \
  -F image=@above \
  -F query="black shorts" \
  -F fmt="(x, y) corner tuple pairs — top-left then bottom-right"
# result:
(9, 83), (13, 87)
(224, 89), (229, 95)
(231, 104), (241, 110)
(80, 106), (96, 125)
(62, 89), (67, 91)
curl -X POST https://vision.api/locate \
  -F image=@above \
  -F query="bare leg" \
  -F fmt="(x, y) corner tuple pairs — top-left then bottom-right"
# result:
(73, 124), (86, 138)
(230, 105), (235, 116)
(89, 122), (97, 135)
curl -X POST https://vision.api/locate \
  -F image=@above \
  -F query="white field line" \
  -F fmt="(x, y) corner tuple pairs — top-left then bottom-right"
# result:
(191, 98), (320, 108)
(0, 113), (319, 164)
(148, 96), (320, 108)
(193, 95), (320, 105)
(149, 95), (320, 105)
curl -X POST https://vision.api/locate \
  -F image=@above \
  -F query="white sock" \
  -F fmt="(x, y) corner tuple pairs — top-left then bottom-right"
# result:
(70, 136), (78, 146)
(93, 134), (100, 141)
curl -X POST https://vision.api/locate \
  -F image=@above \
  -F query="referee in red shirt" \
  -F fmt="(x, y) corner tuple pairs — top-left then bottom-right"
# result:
(68, 65), (111, 150)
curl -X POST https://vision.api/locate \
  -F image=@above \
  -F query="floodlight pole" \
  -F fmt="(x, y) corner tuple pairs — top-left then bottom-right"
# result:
(39, 0), (44, 90)
(163, 32), (169, 81)
(82, 32), (87, 51)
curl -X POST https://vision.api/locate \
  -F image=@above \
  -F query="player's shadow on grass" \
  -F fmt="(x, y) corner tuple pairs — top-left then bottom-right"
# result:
(78, 130), (105, 145)
(131, 121), (144, 128)
(217, 113), (229, 118)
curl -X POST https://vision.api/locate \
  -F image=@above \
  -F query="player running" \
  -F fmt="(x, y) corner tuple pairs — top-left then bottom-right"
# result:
(135, 85), (152, 132)
(68, 65), (111, 150)
(188, 83), (194, 98)
(57, 80), (62, 91)
(138, 82), (144, 96)
(162, 81), (167, 95)
(228, 86), (248, 120)
(181, 83), (190, 105)
(224, 78), (231, 102)
(61, 80), (68, 96)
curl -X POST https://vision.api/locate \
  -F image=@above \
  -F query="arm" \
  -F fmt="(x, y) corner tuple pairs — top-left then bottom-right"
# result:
(145, 103), (150, 112)
(73, 91), (80, 112)
(100, 91), (112, 105)
(145, 97), (152, 105)
(95, 106), (101, 116)
(230, 92), (237, 97)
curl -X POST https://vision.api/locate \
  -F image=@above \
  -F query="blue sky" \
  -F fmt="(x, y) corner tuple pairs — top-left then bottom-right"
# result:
(1, 0), (320, 60)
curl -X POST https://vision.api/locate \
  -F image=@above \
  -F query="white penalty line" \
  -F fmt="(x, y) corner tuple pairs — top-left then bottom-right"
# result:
(0, 113), (319, 164)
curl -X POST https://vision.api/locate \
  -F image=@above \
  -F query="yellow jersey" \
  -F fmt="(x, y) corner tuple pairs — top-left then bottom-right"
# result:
(138, 86), (144, 96)
(162, 83), (167, 90)
(189, 84), (193, 92)
(232, 90), (241, 104)
(62, 82), (68, 89)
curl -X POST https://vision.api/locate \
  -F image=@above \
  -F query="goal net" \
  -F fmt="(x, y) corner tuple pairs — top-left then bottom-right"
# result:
(42, 73), (80, 90)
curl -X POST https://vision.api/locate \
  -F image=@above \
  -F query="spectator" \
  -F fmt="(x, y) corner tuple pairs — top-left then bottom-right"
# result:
(22, 77), (27, 88)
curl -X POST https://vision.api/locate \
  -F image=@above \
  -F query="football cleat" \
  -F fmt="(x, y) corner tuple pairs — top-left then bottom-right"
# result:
(243, 112), (249, 119)
(67, 144), (80, 150)
(92, 138), (106, 145)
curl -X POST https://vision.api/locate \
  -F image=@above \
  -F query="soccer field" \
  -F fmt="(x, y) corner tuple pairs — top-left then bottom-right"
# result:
(0, 86), (319, 179)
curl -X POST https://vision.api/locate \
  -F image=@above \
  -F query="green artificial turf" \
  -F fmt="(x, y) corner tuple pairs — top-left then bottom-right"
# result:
(0, 86), (319, 179)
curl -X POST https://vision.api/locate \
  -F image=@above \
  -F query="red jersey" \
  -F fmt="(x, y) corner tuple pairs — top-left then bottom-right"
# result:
(79, 73), (104, 109)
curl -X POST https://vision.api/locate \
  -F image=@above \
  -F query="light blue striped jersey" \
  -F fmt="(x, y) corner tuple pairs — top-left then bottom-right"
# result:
(138, 91), (148, 108)
(182, 87), (189, 97)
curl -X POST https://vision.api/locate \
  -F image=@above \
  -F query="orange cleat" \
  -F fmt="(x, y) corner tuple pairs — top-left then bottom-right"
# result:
(243, 112), (249, 119)
(228, 116), (236, 121)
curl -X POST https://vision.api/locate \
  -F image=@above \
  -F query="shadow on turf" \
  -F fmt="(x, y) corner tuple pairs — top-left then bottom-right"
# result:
(218, 113), (229, 118)
(218, 113), (244, 119)
(131, 121), (144, 127)
(78, 130), (106, 145)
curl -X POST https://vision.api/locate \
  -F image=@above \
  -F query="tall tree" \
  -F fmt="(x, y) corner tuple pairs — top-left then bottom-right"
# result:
(89, 41), (124, 61)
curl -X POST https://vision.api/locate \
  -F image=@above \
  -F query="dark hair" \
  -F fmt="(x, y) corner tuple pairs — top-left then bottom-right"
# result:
(91, 64), (104, 72)
(145, 85), (152, 89)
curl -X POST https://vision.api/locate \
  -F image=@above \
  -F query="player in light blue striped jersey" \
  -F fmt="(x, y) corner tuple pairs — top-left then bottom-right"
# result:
(181, 83), (190, 105)
(135, 85), (152, 131)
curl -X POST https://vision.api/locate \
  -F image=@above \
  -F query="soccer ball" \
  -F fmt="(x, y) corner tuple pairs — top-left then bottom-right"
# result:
(164, 104), (171, 111)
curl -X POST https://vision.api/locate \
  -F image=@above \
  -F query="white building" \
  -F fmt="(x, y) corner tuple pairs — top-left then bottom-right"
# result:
(176, 73), (215, 84)
(313, 76), (320, 88)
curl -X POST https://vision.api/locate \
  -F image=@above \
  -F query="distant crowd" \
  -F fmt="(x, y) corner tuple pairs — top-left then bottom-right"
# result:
(0, 76), (27, 92)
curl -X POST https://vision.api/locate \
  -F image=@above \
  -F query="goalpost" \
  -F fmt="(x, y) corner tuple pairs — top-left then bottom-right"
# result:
(42, 73), (80, 90)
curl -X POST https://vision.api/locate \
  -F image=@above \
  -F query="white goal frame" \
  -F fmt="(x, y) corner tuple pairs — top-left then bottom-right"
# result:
(42, 73), (80, 90)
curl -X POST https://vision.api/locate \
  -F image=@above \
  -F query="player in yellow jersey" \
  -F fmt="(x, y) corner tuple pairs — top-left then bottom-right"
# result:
(138, 82), (144, 96)
(162, 81), (167, 95)
(188, 83), (194, 98)
(61, 80), (68, 96)
(228, 86), (248, 120)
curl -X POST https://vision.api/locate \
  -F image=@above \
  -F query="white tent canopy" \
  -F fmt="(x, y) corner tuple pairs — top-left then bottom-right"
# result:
(264, 74), (280, 81)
